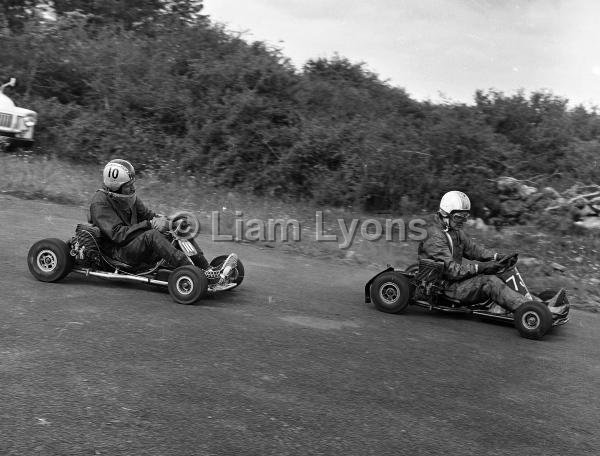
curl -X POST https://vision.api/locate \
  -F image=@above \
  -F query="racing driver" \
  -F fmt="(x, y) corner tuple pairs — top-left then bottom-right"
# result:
(418, 190), (567, 313)
(89, 159), (211, 270)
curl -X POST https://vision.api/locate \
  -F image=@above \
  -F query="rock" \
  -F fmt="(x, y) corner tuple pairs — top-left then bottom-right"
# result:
(542, 187), (561, 199)
(518, 257), (543, 267)
(574, 217), (600, 230)
(497, 177), (520, 192)
(518, 184), (538, 199)
(500, 200), (526, 217)
(574, 256), (584, 263)
(550, 262), (567, 272)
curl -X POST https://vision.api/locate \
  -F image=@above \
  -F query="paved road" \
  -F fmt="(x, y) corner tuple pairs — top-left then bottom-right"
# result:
(1, 195), (599, 456)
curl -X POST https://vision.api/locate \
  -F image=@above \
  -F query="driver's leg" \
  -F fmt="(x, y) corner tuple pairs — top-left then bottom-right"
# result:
(445, 275), (529, 311)
(118, 229), (191, 268)
(188, 239), (210, 269)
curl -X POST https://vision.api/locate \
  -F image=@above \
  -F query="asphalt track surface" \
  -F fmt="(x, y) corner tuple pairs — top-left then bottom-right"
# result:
(1, 195), (599, 456)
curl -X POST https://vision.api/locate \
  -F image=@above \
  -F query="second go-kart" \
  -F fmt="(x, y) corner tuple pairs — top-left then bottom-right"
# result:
(27, 213), (244, 305)
(365, 254), (569, 340)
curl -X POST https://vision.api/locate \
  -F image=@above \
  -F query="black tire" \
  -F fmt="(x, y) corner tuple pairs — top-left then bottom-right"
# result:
(370, 271), (411, 314)
(210, 255), (244, 287)
(514, 301), (553, 340)
(404, 263), (419, 274)
(27, 238), (74, 282)
(168, 265), (208, 305)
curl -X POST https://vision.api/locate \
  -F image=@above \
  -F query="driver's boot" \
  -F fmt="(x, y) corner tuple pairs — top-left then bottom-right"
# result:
(187, 239), (211, 270)
(190, 253), (210, 269)
(545, 288), (567, 314)
(218, 253), (238, 284)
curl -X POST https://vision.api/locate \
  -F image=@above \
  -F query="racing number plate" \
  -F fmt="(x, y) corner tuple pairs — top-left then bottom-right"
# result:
(503, 267), (533, 300)
(178, 239), (197, 256)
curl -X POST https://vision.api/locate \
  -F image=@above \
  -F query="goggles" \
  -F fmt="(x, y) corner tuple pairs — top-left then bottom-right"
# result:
(119, 178), (136, 192)
(450, 212), (470, 223)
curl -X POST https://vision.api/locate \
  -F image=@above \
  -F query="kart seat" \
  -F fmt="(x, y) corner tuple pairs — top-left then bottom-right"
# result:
(415, 259), (465, 307)
(414, 259), (447, 301)
(415, 259), (444, 283)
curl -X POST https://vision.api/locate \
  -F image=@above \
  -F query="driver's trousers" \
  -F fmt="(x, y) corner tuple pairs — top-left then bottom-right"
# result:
(443, 275), (529, 311)
(109, 229), (209, 269)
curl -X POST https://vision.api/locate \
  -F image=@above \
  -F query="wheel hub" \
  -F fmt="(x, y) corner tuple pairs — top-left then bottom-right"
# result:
(522, 310), (540, 330)
(37, 250), (58, 272)
(176, 276), (194, 295)
(379, 282), (400, 304)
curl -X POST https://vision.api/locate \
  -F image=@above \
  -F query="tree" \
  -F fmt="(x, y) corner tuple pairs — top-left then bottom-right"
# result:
(52, 0), (204, 28)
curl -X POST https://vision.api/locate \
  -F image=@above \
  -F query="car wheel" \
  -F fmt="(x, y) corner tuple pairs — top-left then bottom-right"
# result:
(168, 265), (208, 305)
(210, 255), (244, 287)
(370, 271), (411, 314)
(27, 238), (74, 282)
(514, 301), (553, 340)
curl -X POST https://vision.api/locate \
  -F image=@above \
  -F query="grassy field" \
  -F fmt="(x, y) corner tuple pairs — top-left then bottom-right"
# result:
(2, 152), (599, 312)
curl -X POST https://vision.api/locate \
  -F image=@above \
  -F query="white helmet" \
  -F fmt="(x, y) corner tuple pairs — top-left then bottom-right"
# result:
(103, 159), (135, 192)
(439, 191), (471, 216)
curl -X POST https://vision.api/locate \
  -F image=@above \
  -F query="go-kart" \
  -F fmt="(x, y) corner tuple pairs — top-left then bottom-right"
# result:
(365, 254), (569, 340)
(27, 213), (244, 305)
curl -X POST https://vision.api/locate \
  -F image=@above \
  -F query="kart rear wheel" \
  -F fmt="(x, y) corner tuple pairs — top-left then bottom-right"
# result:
(404, 263), (418, 274)
(371, 271), (411, 314)
(168, 265), (208, 305)
(210, 255), (244, 287)
(514, 301), (553, 340)
(27, 238), (74, 282)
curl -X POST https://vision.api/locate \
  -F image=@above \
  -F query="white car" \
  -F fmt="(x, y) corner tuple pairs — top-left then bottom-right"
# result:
(0, 78), (37, 146)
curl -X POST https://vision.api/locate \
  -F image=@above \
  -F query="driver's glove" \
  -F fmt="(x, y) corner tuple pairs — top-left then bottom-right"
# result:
(495, 252), (518, 262)
(478, 261), (503, 275)
(150, 216), (170, 233)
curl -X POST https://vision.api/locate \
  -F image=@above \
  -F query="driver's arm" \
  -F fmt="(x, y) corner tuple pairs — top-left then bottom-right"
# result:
(460, 232), (497, 262)
(419, 230), (478, 281)
(91, 200), (151, 246)
(135, 197), (157, 222)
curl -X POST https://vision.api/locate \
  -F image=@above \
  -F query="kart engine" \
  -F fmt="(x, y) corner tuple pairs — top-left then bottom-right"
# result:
(70, 224), (102, 267)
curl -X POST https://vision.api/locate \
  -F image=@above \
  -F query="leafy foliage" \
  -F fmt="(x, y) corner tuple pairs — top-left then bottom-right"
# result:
(1, 4), (599, 216)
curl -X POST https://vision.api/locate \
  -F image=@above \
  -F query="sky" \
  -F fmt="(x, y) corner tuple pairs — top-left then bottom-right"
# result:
(202, 0), (600, 108)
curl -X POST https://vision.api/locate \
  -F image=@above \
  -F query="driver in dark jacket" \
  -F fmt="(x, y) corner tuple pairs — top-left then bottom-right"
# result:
(90, 159), (210, 270)
(418, 191), (566, 312)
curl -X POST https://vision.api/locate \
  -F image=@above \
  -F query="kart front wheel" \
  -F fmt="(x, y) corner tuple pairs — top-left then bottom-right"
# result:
(514, 301), (553, 340)
(370, 272), (411, 314)
(27, 238), (74, 282)
(168, 265), (208, 305)
(210, 255), (244, 287)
